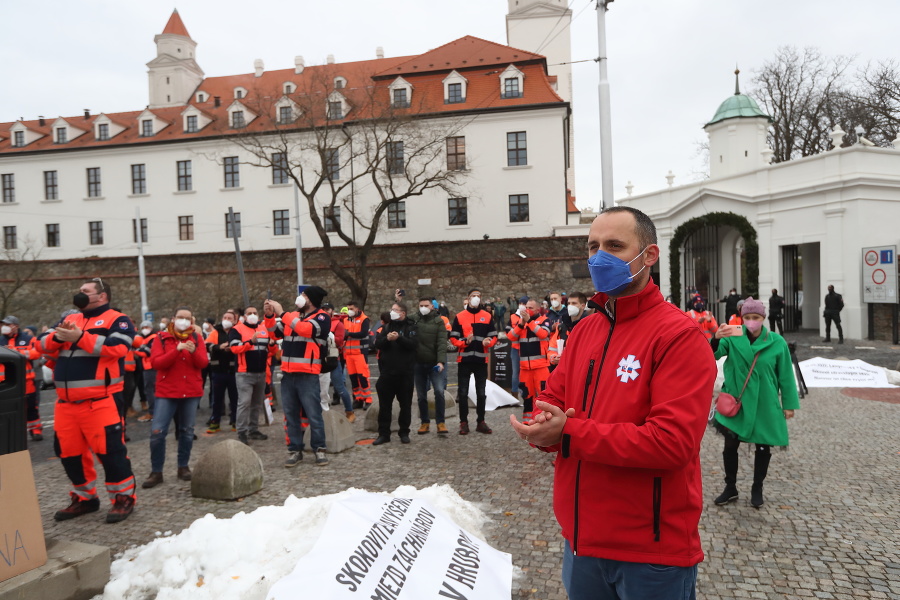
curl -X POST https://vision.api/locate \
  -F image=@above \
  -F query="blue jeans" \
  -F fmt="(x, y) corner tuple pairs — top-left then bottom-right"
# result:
(331, 362), (353, 412)
(150, 396), (199, 472)
(281, 372), (326, 452)
(510, 348), (520, 397)
(562, 541), (697, 600)
(414, 362), (446, 424)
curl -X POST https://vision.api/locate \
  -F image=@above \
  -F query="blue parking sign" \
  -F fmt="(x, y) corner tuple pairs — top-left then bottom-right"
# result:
(881, 249), (894, 264)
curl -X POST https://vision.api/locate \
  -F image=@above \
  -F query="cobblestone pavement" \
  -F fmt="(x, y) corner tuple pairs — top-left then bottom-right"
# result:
(25, 333), (900, 599)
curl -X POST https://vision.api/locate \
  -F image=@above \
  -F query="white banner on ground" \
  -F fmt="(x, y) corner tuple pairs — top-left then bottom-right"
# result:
(266, 492), (512, 600)
(798, 358), (898, 388)
(468, 375), (521, 410)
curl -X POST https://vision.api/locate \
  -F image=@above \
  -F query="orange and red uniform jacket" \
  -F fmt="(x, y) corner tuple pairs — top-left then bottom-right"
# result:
(450, 308), (498, 364)
(686, 309), (718, 340)
(134, 332), (157, 370)
(1, 330), (41, 394)
(343, 311), (371, 356)
(40, 304), (134, 402)
(267, 308), (330, 375)
(506, 313), (550, 369)
(229, 321), (275, 373)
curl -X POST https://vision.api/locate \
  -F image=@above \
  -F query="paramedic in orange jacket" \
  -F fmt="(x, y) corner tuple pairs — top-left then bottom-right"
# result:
(229, 306), (274, 445)
(343, 300), (373, 408)
(1, 315), (44, 440)
(686, 296), (718, 340)
(450, 288), (498, 434)
(505, 299), (551, 424)
(40, 278), (136, 524)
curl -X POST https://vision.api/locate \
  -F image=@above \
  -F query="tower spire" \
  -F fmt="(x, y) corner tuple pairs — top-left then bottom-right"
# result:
(162, 9), (191, 38)
(734, 66), (741, 96)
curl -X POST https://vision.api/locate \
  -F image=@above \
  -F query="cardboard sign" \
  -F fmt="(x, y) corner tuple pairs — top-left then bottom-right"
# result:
(798, 358), (898, 388)
(0, 450), (47, 582)
(266, 492), (512, 600)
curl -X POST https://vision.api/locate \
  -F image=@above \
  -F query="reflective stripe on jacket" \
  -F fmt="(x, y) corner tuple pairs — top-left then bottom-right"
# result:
(343, 312), (370, 355)
(271, 309), (330, 374)
(450, 308), (498, 364)
(506, 314), (550, 369)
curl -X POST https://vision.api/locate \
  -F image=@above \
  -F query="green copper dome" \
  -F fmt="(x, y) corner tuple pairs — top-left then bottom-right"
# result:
(705, 69), (772, 127)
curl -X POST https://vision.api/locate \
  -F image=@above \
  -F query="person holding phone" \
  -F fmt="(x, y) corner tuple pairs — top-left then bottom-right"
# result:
(710, 297), (799, 508)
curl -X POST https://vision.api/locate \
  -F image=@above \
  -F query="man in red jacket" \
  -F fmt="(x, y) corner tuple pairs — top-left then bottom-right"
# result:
(510, 207), (717, 600)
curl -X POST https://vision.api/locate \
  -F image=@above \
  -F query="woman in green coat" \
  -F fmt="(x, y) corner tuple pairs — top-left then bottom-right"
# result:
(710, 297), (799, 508)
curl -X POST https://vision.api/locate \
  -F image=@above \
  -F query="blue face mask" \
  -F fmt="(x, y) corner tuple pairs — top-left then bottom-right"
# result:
(587, 247), (648, 296)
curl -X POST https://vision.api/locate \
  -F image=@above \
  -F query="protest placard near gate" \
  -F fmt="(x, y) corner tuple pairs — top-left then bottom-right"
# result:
(266, 492), (511, 600)
(798, 358), (897, 388)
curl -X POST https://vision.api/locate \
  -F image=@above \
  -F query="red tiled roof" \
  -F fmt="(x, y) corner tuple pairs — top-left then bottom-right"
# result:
(0, 37), (565, 155)
(375, 35), (545, 78)
(566, 189), (579, 213)
(162, 9), (191, 38)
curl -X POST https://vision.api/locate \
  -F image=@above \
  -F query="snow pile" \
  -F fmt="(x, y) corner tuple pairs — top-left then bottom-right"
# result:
(96, 485), (490, 600)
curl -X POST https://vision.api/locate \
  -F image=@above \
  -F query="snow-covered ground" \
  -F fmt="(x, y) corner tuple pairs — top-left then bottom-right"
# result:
(96, 485), (494, 600)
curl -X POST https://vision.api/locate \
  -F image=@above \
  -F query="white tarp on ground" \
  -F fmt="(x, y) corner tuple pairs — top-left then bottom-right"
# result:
(267, 492), (512, 600)
(467, 375), (521, 410)
(96, 485), (504, 600)
(799, 358), (899, 388)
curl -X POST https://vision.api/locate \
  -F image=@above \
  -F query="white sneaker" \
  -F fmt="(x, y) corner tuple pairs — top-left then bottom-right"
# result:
(314, 448), (329, 466)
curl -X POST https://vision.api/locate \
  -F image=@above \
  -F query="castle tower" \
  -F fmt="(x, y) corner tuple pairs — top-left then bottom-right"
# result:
(146, 9), (204, 109)
(704, 69), (774, 179)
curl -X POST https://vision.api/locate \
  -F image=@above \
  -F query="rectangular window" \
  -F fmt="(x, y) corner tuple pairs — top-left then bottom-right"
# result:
(387, 141), (404, 175)
(185, 115), (198, 133)
(325, 148), (340, 180)
(86, 167), (101, 197)
(327, 101), (343, 120)
(323, 206), (340, 233)
(2, 174), (14, 203)
(132, 218), (148, 243)
(447, 83), (463, 104)
(279, 106), (293, 124)
(177, 160), (192, 191)
(98, 123), (109, 140)
(44, 171), (58, 200)
(448, 197), (468, 226)
(46, 223), (60, 248)
(272, 152), (289, 184)
(224, 157), (240, 188)
(225, 212), (241, 238)
(273, 210), (290, 236)
(507, 131), (527, 166)
(392, 88), (408, 108)
(503, 77), (521, 98)
(89, 221), (103, 245)
(509, 194), (530, 223)
(13, 131), (24, 147)
(388, 201), (406, 229)
(446, 136), (466, 170)
(56, 127), (67, 143)
(178, 216), (194, 241)
(141, 119), (153, 137)
(3, 226), (16, 250)
(231, 111), (245, 129)
(131, 164), (147, 195)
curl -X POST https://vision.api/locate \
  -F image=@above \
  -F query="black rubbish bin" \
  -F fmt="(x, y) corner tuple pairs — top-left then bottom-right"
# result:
(490, 338), (513, 392)
(0, 345), (27, 455)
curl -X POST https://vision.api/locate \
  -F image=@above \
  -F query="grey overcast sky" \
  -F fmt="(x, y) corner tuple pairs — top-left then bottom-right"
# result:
(2, 0), (897, 211)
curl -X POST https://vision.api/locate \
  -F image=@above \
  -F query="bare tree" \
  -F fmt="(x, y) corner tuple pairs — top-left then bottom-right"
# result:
(856, 59), (900, 144)
(0, 238), (43, 318)
(215, 68), (470, 307)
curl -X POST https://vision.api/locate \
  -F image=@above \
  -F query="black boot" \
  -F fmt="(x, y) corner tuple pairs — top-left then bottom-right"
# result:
(714, 449), (739, 505)
(751, 446), (771, 508)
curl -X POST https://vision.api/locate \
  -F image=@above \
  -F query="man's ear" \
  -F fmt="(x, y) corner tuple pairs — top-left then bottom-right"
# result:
(644, 244), (660, 267)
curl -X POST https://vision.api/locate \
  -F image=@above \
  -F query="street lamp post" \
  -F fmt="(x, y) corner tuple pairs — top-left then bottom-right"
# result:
(597, 0), (615, 209)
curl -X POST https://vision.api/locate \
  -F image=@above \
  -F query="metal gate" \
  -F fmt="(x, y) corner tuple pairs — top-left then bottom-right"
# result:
(781, 245), (801, 332)
(683, 225), (722, 321)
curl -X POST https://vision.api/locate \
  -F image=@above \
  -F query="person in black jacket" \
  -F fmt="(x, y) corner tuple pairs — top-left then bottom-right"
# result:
(372, 302), (418, 446)
(768, 289), (785, 335)
(719, 288), (741, 323)
(205, 310), (239, 433)
(823, 285), (844, 343)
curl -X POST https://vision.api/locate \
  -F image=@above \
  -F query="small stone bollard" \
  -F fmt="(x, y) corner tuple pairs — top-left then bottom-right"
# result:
(365, 389), (457, 432)
(191, 439), (264, 500)
(301, 408), (356, 453)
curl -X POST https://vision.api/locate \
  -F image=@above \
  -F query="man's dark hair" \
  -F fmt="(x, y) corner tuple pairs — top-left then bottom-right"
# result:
(418, 296), (432, 303)
(379, 311), (391, 324)
(600, 206), (658, 248)
(348, 300), (360, 308)
(467, 288), (481, 296)
(173, 305), (193, 317)
(569, 292), (588, 305)
(393, 302), (409, 314)
(84, 278), (112, 303)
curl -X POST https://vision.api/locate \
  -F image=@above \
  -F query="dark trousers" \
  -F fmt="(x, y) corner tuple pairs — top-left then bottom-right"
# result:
(375, 370), (414, 438)
(824, 311), (843, 341)
(210, 371), (238, 425)
(768, 316), (783, 335)
(457, 362), (488, 423)
(123, 371), (137, 410)
(134, 367), (147, 403)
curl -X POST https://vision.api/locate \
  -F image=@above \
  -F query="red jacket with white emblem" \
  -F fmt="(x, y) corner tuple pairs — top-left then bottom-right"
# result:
(538, 280), (716, 567)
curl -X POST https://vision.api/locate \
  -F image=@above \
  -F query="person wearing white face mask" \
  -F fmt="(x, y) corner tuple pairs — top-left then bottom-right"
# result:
(411, 297), (449, 435)
(545, 291), (572, 339)
(450, 288), (498, 435)
(143, 307), (209, 489)
(135, 320), (161, 422)
(372, 302), (418, 445)
(205, 310), (239, 433)
(342, 300), (373, 409)
(1, 315), (44, 440)
(547, 292), (590, 372)
(228, 306), (273, 445)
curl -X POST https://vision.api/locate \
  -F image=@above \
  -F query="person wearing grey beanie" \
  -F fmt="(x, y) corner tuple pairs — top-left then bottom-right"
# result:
(710, 297), (800, 509)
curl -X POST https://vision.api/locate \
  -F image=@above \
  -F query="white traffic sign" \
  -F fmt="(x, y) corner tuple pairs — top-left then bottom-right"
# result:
(861, 245), (897, 304)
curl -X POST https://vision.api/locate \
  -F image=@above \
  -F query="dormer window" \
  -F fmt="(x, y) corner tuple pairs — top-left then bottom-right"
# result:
(442, 70), (468, 105)
(196, 92), (206, 103)
(186, 115), (198, 133)
(327, 101), (343, 120)
(392, 88), (409, 109)
(279, 106), (293, 124)
(499, 65), (525, 99)
(232, 111), (245, 129)
(56, 127), (67, 144)
(234, 87), (247, 100)
(141, 119), (154, 137)
(13, 131), (24, 147)
(97, 124), (109, 141)
(283, 82), (295, 95)
(334, 77), (346, 90)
